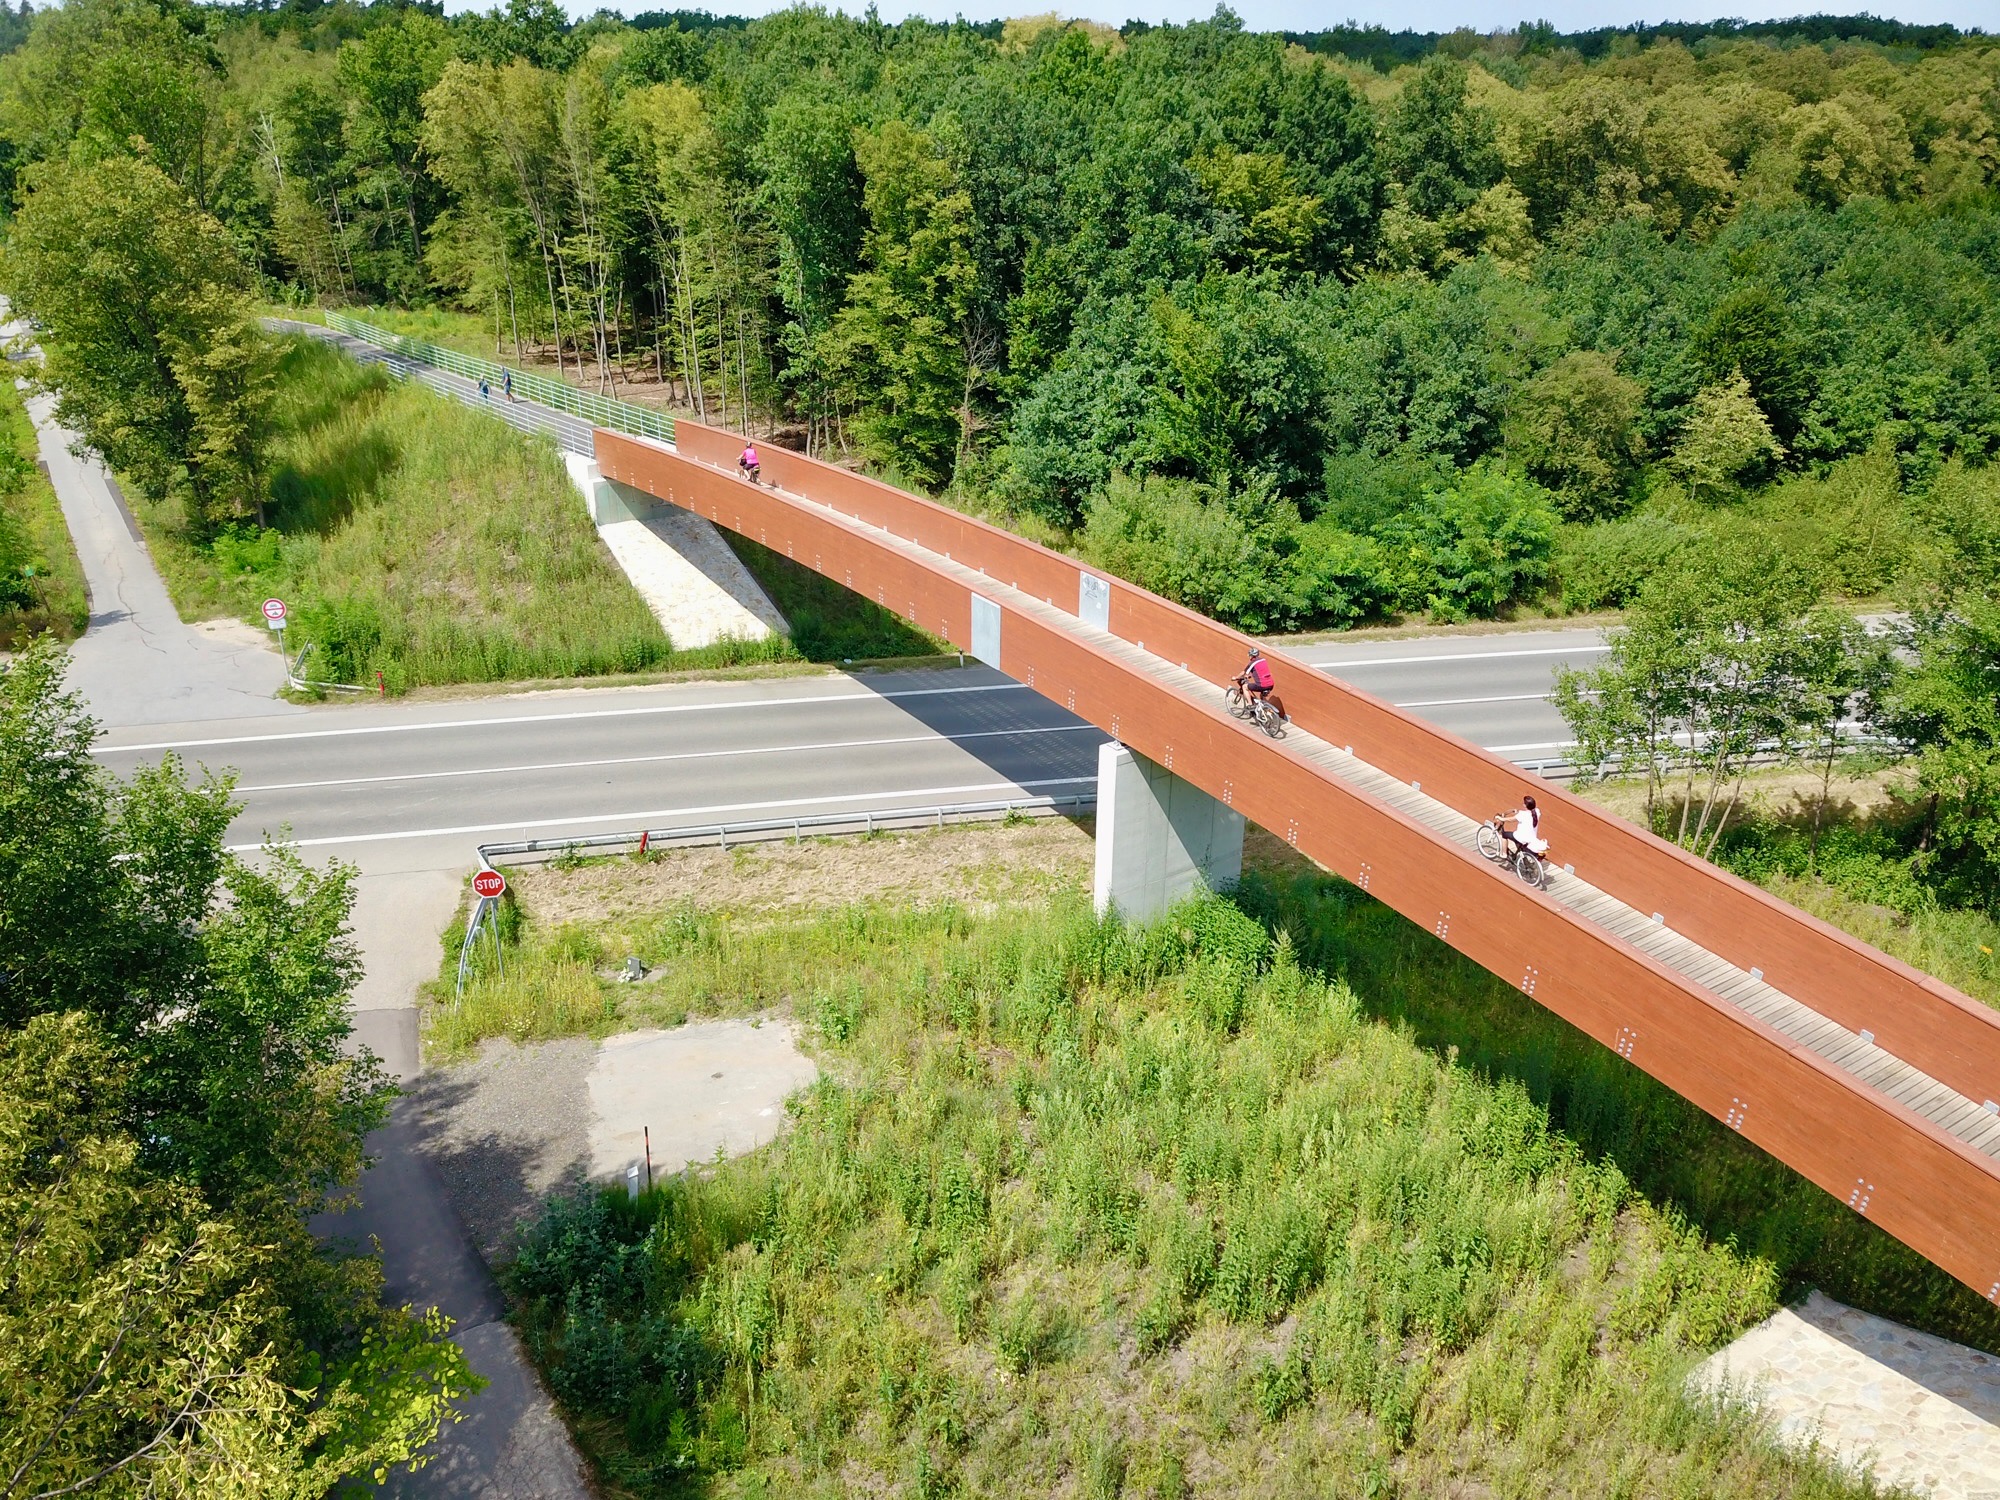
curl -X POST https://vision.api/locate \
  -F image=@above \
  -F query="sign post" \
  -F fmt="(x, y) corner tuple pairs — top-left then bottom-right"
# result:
(457, 868), (509, 996)
(262, 597), (289, 679)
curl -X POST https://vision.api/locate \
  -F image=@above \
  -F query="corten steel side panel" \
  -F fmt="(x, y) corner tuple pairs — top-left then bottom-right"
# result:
(677, 420), (1080, 608)
(598, 429), (2000, 1298)
(634, 426), (2000, 1111)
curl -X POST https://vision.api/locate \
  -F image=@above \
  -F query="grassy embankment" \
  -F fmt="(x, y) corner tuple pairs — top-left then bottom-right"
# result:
(431, 822), (1995, 1494)
(0, 373), (86, 646)
(134, 336), (930, 691)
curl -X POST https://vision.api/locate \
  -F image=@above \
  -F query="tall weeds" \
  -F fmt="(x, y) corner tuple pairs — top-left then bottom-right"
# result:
(504, 886), (1900, 1496)
(135, 338), (806, 689)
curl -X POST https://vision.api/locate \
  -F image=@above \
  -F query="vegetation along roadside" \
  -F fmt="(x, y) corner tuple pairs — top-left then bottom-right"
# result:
(433, 825), (1958, 1495)
(0, 368), (85, 646)
(0, 642), (480, 1493)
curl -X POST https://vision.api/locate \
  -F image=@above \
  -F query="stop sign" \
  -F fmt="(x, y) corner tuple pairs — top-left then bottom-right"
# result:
(471, 869), (506, 900)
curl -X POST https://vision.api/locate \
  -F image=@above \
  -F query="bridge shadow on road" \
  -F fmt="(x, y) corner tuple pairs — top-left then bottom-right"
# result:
(850, 663), (1109, 813)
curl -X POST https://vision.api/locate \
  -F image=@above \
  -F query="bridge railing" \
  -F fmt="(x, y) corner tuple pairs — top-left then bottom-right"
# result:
(593, 428), (2000, 1296)
(321, 310), (676, 445)
(627, 423), (2000, 1116)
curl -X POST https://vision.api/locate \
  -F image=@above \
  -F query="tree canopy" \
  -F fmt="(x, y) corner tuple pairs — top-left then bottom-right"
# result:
(0, 643), (478, 1494)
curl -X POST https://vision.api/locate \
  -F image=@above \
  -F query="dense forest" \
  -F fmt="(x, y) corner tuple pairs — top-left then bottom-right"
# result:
(1, 0), (1996, 630)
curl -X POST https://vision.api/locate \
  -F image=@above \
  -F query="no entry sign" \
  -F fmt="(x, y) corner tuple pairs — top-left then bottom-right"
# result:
(262, 597), (287, 629)
(471, 869), (507, 900)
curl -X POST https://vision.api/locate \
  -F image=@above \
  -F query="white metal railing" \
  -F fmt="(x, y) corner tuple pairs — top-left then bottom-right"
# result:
(321, 310), (676, 445)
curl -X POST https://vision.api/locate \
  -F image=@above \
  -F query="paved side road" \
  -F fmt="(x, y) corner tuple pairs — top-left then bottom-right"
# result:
(317, 1111), (593, 1499)
(9, 346), (297, 727)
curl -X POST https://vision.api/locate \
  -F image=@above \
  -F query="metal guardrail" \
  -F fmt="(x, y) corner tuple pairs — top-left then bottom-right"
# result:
(321, 310), (676, 446)
(454, 791), (1096, 994)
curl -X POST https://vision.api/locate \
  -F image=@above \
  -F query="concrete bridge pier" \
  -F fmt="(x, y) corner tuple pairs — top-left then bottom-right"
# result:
(1092, 741), (1245, 922)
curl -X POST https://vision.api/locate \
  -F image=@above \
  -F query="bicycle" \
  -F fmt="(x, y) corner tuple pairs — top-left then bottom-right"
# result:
(1223, 682), (1285, 738)
(1477, 818), (1551, 889)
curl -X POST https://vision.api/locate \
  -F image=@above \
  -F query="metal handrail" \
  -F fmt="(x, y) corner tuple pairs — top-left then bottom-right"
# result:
(453, 791), (1096, 994)
(321, 310), (676, 446)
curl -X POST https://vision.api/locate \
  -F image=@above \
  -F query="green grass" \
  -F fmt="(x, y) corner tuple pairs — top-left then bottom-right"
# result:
(495, 887), (1895, 1497)
(724, 535), (941, 664)
(135, 333), (936, 689)
(0, 375), (87, 646)
(134, 337), (803, 691)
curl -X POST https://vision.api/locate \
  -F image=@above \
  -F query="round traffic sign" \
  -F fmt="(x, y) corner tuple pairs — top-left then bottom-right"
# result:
(262, 597), (287, 623)
(471, 869), (507, 900)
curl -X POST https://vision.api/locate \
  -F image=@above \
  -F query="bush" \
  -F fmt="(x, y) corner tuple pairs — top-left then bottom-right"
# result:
(1375, 464), (1559, 619)
(1081, 471), (1392, 633)
(1554, 512), (1696, 611)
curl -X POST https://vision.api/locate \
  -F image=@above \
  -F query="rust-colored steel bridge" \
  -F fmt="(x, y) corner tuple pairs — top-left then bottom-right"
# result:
(598, 418), (2000, 1301)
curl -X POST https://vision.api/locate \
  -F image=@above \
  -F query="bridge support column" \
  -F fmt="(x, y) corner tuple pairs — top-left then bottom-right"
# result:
(1092, 742), (1244, 923)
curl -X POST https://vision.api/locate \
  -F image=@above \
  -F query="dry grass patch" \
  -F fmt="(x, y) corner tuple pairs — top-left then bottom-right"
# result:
(511, 816), (1095, 927)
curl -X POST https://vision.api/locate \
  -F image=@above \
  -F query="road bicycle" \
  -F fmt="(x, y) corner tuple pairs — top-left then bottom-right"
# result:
(1477, 818), (1551, 889)
(1223, 682), (1286, 738)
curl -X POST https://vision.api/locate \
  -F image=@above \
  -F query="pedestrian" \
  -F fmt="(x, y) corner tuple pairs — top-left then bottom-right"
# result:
(503, 369), (514, 401)
(478, 377), (490, 401)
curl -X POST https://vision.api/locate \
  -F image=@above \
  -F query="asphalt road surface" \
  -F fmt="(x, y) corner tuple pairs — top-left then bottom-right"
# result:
(88, 631), (1609, 865)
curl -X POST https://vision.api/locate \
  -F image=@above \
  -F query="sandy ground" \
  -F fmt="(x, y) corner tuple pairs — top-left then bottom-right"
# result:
(511, 814), (1099, 924)
(191, 616), (282, 653)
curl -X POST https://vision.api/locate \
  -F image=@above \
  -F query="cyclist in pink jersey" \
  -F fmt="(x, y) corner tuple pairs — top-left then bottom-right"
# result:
(1233, 646), (1289, 723)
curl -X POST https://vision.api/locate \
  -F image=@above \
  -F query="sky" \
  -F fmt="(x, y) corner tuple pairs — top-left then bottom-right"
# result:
(569, 0), (1993, 36)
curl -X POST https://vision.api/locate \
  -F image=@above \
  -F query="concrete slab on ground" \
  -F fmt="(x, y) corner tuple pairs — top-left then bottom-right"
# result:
(588, 1017), (818, 1182)
(1692, 1290), (2000, 1498)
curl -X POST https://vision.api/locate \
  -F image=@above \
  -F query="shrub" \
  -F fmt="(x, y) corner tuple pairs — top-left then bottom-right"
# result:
(1375, 464), (1560, 619)
(1554, 512), (1696, 611)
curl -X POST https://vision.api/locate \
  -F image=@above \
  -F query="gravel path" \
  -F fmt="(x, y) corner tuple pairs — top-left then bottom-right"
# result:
(400, 1037), (597, 1262)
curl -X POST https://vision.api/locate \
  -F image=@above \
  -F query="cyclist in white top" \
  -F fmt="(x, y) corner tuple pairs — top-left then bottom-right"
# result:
(1502, 794), (1547, 855)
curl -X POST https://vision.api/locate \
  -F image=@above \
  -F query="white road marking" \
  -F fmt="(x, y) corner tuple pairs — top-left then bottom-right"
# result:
(1302, 643), (1610, 668)
(1392, 692), (1555, 709)
(93, 680), (1033, 755)
(1489, 740), (1578, 754)
(228, 775), (1096, 851)
(235, 724), (1104, 794)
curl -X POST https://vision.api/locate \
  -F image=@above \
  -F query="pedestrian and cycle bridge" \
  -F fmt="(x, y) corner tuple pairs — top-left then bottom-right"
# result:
(592, 417), (2000, 1305)
(290, 314), (2000, 1306)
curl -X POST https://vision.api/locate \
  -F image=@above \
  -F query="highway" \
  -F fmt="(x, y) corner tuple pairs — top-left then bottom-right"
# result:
(88, 629), (1609, 862)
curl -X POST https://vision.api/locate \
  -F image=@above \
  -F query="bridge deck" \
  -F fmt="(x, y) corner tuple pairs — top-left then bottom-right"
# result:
(290, 307), (2000, 1296)
(782, 466), (2000, 1165)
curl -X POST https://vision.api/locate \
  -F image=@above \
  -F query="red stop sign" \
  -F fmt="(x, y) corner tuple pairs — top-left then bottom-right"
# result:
(471, 869), (506, 900)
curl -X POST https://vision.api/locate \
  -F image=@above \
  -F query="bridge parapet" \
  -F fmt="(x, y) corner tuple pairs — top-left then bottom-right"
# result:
(657, 422), (2000, 1112)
